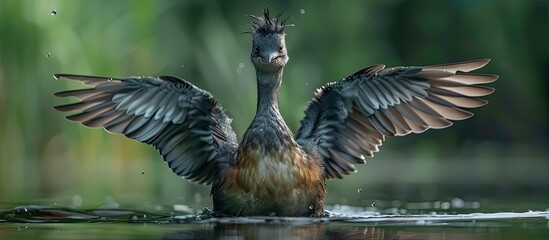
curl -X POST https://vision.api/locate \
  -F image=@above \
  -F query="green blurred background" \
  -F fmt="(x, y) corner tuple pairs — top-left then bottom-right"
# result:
(0, 0), (547, 210)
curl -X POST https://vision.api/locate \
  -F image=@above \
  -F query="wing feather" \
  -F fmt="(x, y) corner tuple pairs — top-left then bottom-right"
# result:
(54, 74), (237, 184)
(423, 58), (491, 72)
(296, 59), (497, 179)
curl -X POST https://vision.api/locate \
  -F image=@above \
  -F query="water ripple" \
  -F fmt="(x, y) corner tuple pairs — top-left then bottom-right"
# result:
(1, 204), (547, 225)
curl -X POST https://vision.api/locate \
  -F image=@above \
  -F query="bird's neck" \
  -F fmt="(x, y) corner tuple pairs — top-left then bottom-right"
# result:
(238, 67), (295, 158)
(255, 69), (283, 116)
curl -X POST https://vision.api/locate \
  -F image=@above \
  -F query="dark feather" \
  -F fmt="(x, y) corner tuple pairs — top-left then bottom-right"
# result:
(296, 59), (497, 179)
(248, 8), (289, 35)
(54, 74), (237, 185)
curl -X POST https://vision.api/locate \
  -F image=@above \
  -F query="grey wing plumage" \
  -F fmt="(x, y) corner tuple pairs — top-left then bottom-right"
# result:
(54, 74), (237, 184)
(296, 59), (498, 179)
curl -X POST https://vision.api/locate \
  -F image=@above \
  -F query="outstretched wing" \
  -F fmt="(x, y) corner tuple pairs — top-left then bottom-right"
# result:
(296, 59), (498, 179)
(54, 74), (237, 184)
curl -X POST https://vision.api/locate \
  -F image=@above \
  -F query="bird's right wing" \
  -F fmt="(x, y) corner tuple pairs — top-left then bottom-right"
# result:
(296, 59), (498, 179)
(54, 74), (237, 185)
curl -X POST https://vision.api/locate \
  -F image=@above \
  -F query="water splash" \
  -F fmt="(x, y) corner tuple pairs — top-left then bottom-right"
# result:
(1, 205), (547, 240)
(50, 10), (57, 16)
(0, 204), (548, 225)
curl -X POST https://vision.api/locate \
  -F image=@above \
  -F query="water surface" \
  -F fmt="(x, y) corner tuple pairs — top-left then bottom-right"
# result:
(1, 202), (548, 240)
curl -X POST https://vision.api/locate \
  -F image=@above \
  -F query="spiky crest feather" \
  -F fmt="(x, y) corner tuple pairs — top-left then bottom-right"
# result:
(247, 8), (289, 35)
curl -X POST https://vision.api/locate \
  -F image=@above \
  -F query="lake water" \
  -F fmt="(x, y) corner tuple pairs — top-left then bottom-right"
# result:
(1, 201), (548, 240)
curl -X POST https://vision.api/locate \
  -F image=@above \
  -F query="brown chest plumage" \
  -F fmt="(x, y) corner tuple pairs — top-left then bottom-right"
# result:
(212, 133), (326, 217)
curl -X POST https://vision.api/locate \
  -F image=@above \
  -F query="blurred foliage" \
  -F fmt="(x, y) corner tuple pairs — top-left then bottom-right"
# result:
(0, 0), (547, 208)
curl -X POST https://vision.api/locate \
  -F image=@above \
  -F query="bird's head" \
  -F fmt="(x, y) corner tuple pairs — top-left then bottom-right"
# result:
(247, 8), (289, 72)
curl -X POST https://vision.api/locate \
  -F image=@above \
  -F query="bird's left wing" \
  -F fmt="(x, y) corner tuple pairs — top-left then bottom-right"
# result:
(54, 74), (237, 184)
(295, 59), (498, 179)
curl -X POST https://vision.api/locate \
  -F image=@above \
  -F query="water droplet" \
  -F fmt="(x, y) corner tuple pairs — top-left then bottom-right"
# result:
(471, 201), (481, 209)
(238, 62), (244, 68)
(370, 202), (376, 207)
(268, 212), (276, 216)
(107, 78), (113, 82)
(441, 201), (451, 210)
(50, 10), (57, 16)
(387, 207), (399, 214)
(451, 197), (464, 209)
(308, 205), (314, 210)
(72, 194), (83, 207)
(180, 64), (185, 68)
(236, 68), (243, 74)
(141, 171), (145, 175)
(305, 82), (309, 86)
(300, 9), (305, 14)
(357, 188), (362, 193)
(46, 52), (51, 58)
(53, 201), (58, 206)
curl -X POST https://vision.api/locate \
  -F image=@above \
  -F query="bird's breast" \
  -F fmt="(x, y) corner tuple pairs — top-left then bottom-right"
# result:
(230, 145), (306, 197)
(215, 136), (325, 216)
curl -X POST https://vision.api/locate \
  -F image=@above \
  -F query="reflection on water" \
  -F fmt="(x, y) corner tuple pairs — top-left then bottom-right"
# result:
(0, 203), (548, 239)
(0, 205), (171, 223)
(164, 224), (509, 240)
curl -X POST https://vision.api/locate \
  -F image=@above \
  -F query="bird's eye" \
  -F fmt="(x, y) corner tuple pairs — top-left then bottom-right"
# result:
(278, 46), (283, 53)
(254, 46), (260, 54)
